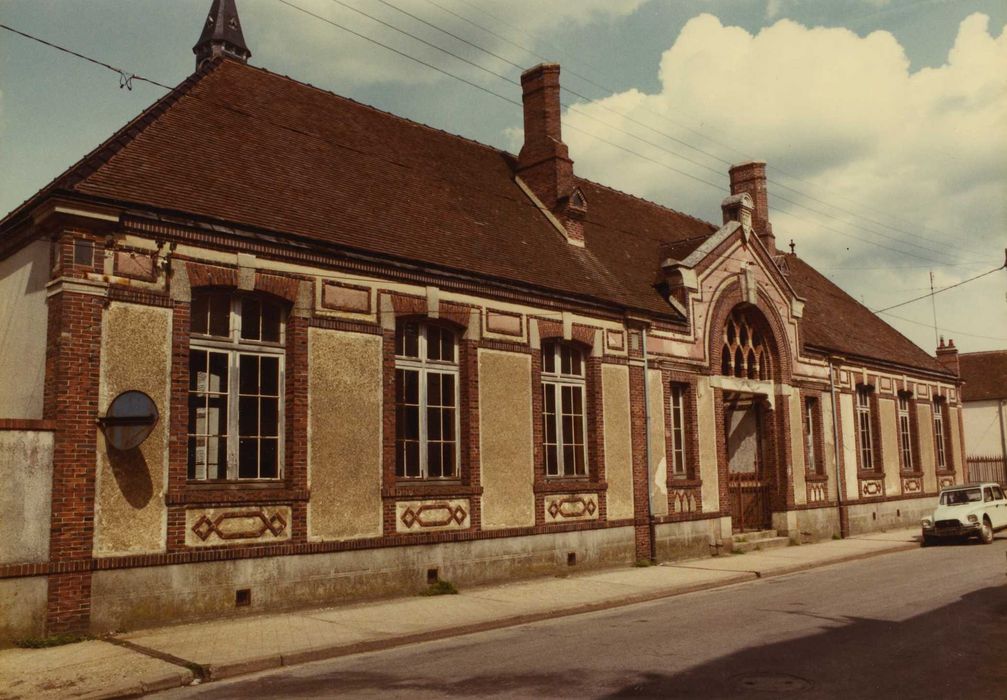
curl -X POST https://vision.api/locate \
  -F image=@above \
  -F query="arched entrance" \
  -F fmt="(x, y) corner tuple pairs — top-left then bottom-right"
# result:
(715, 304), (786, 532)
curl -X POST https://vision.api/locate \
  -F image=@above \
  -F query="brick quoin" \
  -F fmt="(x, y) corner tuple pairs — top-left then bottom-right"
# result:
(43, 285), (104, 634)
(627, 355), (654, 562)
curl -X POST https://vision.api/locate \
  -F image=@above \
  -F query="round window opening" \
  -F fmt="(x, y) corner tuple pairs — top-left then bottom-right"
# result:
(98, 390), (159, 451)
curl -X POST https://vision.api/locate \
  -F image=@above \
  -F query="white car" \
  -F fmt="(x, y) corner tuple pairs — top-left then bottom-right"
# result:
(921, 482), (1007, 545)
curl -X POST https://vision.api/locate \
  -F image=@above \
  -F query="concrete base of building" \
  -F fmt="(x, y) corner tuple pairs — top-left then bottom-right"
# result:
(653, 517), (730, 561)
(89, 526), (635, 635)
(0, 577), (47, 643)
(845, 497), (932, 535)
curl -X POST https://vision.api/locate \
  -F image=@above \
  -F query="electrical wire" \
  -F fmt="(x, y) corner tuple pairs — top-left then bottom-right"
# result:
(875, 310), (1007, 342)
(417, 0), (990, 258)
(282, 0), (984, 266)
(872, 266), (1005, 313)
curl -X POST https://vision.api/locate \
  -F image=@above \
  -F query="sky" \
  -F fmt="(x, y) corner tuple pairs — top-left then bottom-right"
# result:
(1, 0), (1005, 355)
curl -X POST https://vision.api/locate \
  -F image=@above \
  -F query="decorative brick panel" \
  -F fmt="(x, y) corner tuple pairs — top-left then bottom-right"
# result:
(544, 493), (599, 523)
(321, 281), (371, 313)
(185, 506), (291, 547)
(395, 499), (470, 533)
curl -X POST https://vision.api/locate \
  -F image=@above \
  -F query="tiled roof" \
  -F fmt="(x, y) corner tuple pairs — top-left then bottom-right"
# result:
(959, 351), (1007, 401)
(784, 255), (950, 375)
(1, 58), (950, 377)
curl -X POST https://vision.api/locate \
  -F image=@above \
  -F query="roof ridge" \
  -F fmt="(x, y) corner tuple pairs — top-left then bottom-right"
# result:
(0, 60), (224, 233)
(575, 176), (717, 232)
(960, 350), (1007, 357)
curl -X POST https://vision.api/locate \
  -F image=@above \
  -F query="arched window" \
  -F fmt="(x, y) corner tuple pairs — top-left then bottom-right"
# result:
(188, 291), (285, 481)
(720, 307), (773, 381)
(395, 320), (459, 479)
(541, 340), (587, 477)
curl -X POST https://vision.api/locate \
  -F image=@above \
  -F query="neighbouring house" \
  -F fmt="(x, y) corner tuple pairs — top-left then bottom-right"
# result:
(0, 0), (966, 642)
(958, 348), (1007, 484)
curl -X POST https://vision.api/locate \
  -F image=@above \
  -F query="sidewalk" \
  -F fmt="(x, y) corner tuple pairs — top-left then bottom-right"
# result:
(0, 528), (919, 699)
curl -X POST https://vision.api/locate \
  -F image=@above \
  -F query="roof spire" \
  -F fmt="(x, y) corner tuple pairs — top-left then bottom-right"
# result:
(193, 0), (251, 70)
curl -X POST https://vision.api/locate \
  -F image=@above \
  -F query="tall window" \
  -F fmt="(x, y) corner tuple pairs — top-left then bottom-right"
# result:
(933, 399), (948, 471)
(188, 292), (285, 481)
(669, 384), (688, 477)
(395, 321), (458, 479)
(541, 341), (587, 477)
(856, 386), (874, 471)
(804, 396), (819, 474)
(898, 393), (914, 471)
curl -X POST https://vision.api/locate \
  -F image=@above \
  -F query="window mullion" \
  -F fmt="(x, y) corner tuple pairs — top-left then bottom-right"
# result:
(555, 384), (566, 476)
(227, 349), (239, 479)
(419, 355), (428, 479)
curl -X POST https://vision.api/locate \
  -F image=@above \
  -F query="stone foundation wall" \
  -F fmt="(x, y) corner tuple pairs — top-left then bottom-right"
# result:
(90, 526), (634, 634)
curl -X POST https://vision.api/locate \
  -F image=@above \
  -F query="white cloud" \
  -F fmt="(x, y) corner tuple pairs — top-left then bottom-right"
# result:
(550, 12), (1006, 352)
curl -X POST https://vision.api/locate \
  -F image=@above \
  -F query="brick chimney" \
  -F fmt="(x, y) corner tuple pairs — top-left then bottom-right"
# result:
(517, 63), (585, 243)
(936, 336), (960, 376)
(729, 161), (774, 252)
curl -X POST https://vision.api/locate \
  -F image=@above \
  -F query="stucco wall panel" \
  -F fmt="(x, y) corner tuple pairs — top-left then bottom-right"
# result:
(839, 393), (858, 501)
(94, 302), (171, 556)
(696, 377), (720, 511)
(878, 398), (900, 496)
(308, 329), (383, 540)
(917, 403), (937, 493)
(0, 430), (53, 564)
(962, 401), (1004, 456)
(601, 364), (633, 520)
(0, 241), (48, 419)
(821, 397), (838, 501)
(647, 369), (668, 516)
(789, 392), (807, 505)
(479, 350), (534, 529)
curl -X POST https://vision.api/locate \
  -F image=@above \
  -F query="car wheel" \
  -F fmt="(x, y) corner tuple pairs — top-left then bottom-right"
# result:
(979, 519), (994, 544)
(921, 535), (935, 547)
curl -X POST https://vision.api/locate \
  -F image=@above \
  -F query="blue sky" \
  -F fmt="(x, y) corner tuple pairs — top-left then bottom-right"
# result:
(1, 0), (1004, 353)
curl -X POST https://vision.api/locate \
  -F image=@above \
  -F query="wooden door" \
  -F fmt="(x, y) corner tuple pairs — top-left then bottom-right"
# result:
(726, 396), (771, 532)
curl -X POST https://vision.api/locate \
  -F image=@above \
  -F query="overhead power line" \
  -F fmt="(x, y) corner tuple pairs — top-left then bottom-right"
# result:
(286, 0), (981, 265)
(872, 265), (1005, 313)
(416, 0), (989, 258)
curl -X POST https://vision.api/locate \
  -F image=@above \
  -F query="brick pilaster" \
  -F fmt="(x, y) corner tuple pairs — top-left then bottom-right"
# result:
(44, 286), (105, 633)
(628, 360), (653, 561)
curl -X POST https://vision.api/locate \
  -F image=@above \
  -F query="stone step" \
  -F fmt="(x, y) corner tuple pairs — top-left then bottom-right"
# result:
(731, 529), (778, 543)
(731, 536), (791, 554)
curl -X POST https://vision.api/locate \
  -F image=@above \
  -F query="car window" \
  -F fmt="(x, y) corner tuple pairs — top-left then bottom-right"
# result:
(993, 486), (1006, 501)
(941, 488), (982, 505)
(984, 487), (994, 502)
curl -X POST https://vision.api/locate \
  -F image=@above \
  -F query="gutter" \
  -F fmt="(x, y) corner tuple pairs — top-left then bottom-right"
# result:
(642, 326), (657, 561)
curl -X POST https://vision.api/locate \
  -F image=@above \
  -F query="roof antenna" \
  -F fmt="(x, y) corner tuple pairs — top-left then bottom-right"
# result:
(929, 270), (939, 349)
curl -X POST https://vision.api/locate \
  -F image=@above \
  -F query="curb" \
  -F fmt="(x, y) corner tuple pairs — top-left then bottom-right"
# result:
(108, 539), (918, 694)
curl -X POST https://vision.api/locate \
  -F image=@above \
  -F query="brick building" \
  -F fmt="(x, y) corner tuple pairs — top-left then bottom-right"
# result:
(0, 0), (966, 641)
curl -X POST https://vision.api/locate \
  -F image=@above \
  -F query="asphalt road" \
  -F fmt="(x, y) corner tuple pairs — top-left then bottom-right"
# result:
(158, 537), (1007, 699)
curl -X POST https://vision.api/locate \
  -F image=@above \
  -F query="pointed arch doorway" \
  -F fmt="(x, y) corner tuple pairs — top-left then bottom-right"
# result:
(716, 305), (782, 533)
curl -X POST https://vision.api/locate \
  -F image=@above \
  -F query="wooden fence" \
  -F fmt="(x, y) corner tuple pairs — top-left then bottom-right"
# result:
(966, 455), (1007, 486)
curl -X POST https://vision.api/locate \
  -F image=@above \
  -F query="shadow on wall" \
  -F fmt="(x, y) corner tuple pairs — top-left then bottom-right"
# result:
(108, 445), (153, 509)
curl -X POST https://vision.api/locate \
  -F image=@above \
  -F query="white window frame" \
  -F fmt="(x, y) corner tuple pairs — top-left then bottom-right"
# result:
(933, 399), (947, 471)
(669, 384), (688, 477)
(188, 294), (286, 481)
(394, 322), (460, 480)
(856, 386), (874, 471)
(898, 394), (914, 471)
(542, 341), (588, 478)
(804, 396), (818, 474)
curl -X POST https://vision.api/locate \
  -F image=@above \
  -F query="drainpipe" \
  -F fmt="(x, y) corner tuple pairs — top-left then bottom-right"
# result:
(828, 355), (849, 538)
(999, 400), (1007, 466)
(642, 327), (657, 561)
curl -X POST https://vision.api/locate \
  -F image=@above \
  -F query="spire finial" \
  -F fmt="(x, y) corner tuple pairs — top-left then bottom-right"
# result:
(789, 239), (796, 255)
(193, 0), (251, 70)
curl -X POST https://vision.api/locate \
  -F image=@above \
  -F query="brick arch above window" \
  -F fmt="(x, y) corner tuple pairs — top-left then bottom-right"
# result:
(705, 280), (793, 382)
